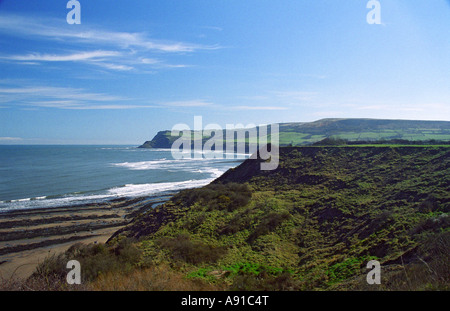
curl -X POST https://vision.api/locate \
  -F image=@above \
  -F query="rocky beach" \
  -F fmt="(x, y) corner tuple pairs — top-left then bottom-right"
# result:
(0, 194), (173, 280)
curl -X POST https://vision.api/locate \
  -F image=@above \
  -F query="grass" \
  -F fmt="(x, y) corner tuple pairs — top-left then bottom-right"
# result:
(89, 265), (225, 291)
(4, 145), (448, 291)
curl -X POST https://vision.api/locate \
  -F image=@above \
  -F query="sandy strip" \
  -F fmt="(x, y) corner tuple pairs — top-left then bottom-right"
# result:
(0, 227), (119, 281)
(0, 195), (173, 280)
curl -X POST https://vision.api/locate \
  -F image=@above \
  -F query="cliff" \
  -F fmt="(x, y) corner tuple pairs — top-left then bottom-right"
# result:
(110, 145), (449, 290)
(138, 118), (450, 149)
(138, 131), (174, 149)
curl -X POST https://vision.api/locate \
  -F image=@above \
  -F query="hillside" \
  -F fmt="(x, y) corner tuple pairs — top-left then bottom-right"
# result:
(18, 145), (449, 291)
(105, 145), (449, 290)
(138, 118), (450, 149)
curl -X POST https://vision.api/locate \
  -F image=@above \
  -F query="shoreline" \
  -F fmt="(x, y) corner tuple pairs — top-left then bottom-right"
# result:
(0, 193), (174, 280)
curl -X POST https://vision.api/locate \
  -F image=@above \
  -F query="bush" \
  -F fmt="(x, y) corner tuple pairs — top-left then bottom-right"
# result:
(418, 195), (440, 213)
(326, 256), (378, 284)
(32, 238), (142, 283)
(247, 212), (290, 243)
(0, 272), (90, 291)
(218, 208), (254, 235)
(416, 231), (450, 287)
(157, 234), (227, 265)
(171, 183), (252, 211)
(230, 272), (300, 291)
(313, 137), (348, 146)
(411, 214), (449, 235)
(90, 265), (224, 291)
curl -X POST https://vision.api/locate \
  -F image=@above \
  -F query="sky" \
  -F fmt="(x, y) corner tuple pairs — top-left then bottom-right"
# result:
(0, 0), (449, 145)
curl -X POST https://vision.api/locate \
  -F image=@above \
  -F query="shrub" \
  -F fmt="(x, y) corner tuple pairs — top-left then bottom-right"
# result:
(416, 231), (450, 287)
(313, 137), (347, 146)
(230, 272), (300, 291)
(171, 183), (252, 211)
(411, 214), (449, 235)
(32, 238), (142, 283)
(247, 212), (290, 243)
(326, 256), (378, 285)
(156, 234), (227, 265)
(0, 273), (90, 291)
(89, 265), (224, 291)
(418, 194), (440, 213)
(218, 208), (254, 235)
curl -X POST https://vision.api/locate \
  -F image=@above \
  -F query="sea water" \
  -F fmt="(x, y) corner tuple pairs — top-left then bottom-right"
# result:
(0, 145), (245, 212)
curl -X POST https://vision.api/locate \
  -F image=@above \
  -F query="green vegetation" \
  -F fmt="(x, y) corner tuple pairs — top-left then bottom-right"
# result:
(313, 137), (450, 147)
(156, 234), (227, 265)
(326, 256), (378, 284)
(113, 145), (449, 290)
(8, 145), (449, 291)
(33, 238), (142, 283)
(139, 118), (450, 148)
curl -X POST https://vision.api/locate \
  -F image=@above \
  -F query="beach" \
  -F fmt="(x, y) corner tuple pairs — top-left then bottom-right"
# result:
(0, 194), (173, 280)
(0, 145), (241, 282)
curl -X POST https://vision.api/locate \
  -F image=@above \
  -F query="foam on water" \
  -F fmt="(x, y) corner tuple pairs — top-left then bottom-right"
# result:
(0, 194), (109, 213)
(0, 146), (242, 213)
(107, 178), (215, 198)
(0, 177), (221, 213)
(112, 156), (246, 173)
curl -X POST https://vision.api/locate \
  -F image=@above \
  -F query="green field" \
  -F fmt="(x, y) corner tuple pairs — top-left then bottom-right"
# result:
(139, 119), (450, 148)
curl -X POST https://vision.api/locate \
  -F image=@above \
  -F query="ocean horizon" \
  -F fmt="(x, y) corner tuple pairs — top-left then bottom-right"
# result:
(0, 145), (245, 213)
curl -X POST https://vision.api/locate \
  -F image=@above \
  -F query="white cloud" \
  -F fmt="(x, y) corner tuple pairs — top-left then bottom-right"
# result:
(0, 86), (126, 102)
(0, 84), (152, 110)
(1, 50), (121, 62)
(231, 105), (288, 111)
(0, 13), (219, 73)
(61, 104), (156, 110)
(0, 13), (219, 53)
(140, 58), (160, 65)
(0, 83), (216, 111)
(95, 63), (134, 71)
(201, 26), (224, 32)
(159, 100), (215, 108)
(25, 100), (156, 110)
(0, 137), (23, 141)
(272, 91), (318, 102)
(0, 50), (136, 71)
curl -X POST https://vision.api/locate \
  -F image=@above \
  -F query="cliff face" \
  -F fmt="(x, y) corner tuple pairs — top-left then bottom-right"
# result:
(138, 131), (173, 148)
(112, 146), (450, 290)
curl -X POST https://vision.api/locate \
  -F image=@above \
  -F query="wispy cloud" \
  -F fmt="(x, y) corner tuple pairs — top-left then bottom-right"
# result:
(231, 90), (317, 111)
(0, 82), (219, 111)
(0, 13), (219, 73)
(0, 50), (137, 71)
(0, 14), (219, 53)
(0, 137), (23, 142)
(271, 91), (318, 102)
(158, 100), (215, 108)
(94, 62), (134, 71)
(151, 100), (287, 111)
(1, 50), (120, 62)
(231, 105), (288, 111)
(0, 83), (159, 110)
(53, 104), (156, 110)
(0, 86), (125, 102)
(201, 26), (224, 32)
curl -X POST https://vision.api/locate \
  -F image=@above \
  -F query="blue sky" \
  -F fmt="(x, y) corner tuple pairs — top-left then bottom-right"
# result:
(0, 0), (449, 144)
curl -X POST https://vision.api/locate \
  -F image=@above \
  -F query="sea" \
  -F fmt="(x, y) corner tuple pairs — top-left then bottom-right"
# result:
(0, 145), (246, 213)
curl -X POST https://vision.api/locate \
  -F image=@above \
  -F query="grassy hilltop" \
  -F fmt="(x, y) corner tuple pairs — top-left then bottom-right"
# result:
(138, 118), (450, 148)
(21, 144), (449, 291)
